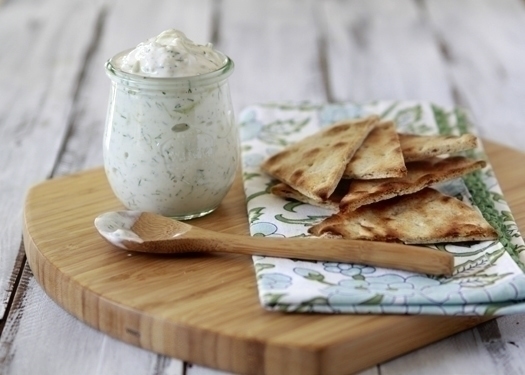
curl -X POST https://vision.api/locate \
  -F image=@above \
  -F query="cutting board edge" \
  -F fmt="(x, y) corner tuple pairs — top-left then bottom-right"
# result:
(21, 227), (493, 375)
(21, 140), (525, 375)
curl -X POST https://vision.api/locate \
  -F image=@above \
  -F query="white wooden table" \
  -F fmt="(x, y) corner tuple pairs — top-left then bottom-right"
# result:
(1, 0), (525, 374)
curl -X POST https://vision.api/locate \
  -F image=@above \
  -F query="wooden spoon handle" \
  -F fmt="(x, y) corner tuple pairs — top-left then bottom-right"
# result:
(214, 234), (454, 276)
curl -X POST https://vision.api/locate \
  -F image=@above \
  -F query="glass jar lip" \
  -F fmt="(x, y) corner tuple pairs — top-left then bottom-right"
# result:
(105, 48), (234, 87)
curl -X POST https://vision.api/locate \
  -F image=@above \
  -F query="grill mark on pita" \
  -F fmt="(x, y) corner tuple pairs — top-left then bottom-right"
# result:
(260, 115), (379, 201)
(290, 169), (304, 184)
(304, 147), (321, 158)
(334, 141), (349, 148)
(309, 188), (498, 244)
(316, 188), (332, 201)
(343, 121), (407, 180)
(270, 179), (352, 209)
(340, 156), (486, 212)
(326, 124), (351, 135)
(266, 151), (290, 164)
(399, 133), (478, 162)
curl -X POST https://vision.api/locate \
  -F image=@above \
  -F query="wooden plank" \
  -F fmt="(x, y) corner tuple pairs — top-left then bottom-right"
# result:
(0, 264), (183, 375)
(191, 2), (336, 371)
(320, 3), (525, 373)
(219, 0), (327, 113)
(380, 327), (499, 375)
(424, 0), (525, 151)
(380, 317), (525, 375)
(491, 316), (525, 373)
(320, 0), (454, 106)
(372, 2), (525, 374)
(0, 0), (103, 319)
(2, 1), (524, 375)
(0, 0), (217, 373)
(40, 1), (331, 373)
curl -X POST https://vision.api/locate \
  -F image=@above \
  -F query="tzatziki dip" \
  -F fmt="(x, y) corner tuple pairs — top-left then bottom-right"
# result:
(115, 29), (225, 77)
(103, 29), (239, 219)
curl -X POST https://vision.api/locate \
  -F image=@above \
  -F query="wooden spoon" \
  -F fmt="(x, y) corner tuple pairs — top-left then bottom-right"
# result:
(94, 211), (454, 276)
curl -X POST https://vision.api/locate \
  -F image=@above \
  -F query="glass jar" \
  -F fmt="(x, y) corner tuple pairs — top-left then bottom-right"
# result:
(103, 50), (239, 220)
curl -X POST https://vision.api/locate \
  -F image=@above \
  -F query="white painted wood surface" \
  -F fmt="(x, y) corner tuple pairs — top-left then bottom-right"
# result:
(0, 0), (524, 374)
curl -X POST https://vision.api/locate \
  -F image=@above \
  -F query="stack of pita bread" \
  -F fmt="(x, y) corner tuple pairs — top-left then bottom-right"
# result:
(261, 115), (498, 245)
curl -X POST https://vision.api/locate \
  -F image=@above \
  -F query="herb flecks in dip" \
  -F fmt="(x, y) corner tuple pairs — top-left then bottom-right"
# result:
(103, 30), (238, 219)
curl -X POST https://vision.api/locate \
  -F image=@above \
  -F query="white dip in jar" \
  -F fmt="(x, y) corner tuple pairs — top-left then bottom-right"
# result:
(103, 30), (239, 219)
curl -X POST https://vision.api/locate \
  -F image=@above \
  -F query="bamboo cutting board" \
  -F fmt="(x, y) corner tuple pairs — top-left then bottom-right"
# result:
(23, 140), (525, 375)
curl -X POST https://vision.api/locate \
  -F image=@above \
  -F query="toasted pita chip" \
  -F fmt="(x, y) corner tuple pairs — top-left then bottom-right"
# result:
(270, 181), (349, 209)
(339, 156), (486, 212)
(261, 116), (379, 202)
(309, 188), (498, 244)
(399, 133), (478, 162)
(343, 121), (407, 179)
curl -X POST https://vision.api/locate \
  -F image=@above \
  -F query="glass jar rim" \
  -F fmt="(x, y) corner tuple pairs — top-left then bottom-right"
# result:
(105, 48), (234, 88)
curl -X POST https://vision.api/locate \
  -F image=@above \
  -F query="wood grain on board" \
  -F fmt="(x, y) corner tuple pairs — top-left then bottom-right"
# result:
(22, 140), (524, 375)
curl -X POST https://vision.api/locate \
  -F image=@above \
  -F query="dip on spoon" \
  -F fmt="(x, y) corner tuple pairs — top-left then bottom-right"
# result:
(94, 211), (455, 276)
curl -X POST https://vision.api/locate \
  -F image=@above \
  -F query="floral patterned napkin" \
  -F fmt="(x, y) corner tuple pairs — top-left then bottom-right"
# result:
(238, 101), (525, 315)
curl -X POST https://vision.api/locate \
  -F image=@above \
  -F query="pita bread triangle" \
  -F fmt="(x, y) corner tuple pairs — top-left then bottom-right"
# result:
(261, 115), (379, 202)
(339, 156), (486, 212)
(343, 121), (407, 179)
(270, 180), (349, 209)
(308, 187), (498, 244)
(399, 133), (478, 162)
